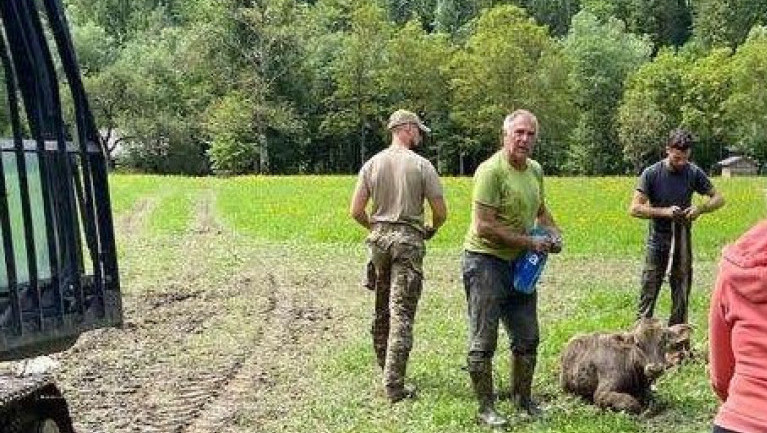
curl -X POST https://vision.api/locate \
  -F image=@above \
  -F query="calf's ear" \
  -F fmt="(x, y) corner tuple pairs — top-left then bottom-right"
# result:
(667, 324), (692, 344)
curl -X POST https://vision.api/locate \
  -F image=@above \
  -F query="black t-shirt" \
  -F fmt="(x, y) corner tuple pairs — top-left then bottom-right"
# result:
(636, 160), (713, 237)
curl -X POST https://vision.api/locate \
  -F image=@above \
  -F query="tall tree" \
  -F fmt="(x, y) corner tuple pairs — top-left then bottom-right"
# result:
(433, 0), (491, 36)
(517, 0), (581, 36)
(581, 0), (692, 49)
(626, 0), (692, 49)
(563, 11), (651, 174)
(618, 49), (691, 172)
(322, 1), (392, 169)
(724, 26), (767, 163)
(380, 21), (453, 169)
(451, 5), (575, 174)
(110, 28), (208, 174)
(693, 0), (767, 50)
(382, 0), (438, 27)
(679, 48), (733, 170)
(225, 0), (309, 173)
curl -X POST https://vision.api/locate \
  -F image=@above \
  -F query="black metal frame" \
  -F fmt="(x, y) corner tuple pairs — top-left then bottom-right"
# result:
(0, 0), (121, 361)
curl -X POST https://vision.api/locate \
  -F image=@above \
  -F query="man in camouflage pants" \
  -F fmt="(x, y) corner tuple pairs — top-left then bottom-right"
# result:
(350, 109), (447, 403)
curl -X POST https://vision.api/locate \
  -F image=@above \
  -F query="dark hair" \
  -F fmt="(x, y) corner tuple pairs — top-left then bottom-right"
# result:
(667, 129), (693, 150)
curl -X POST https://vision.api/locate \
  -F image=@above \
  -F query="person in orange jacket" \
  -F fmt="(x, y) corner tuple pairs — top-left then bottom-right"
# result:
(709, 220), (767, 433)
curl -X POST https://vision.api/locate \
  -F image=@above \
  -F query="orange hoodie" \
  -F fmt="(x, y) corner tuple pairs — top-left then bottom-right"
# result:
(709, 220), (767, 433)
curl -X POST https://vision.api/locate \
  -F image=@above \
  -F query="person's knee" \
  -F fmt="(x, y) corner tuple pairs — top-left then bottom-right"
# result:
(512, 338), (539, 356)
(467, 351), (493, 372)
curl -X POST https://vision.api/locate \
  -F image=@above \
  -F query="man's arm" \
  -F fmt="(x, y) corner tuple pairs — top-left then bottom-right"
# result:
(425, 196), (447, 239)
(709, 287), (734, 402)
(475, 203), (550, 252)
(684, 188), (725, 221)
(629, 190), (680, 219)
(349, 183), (371, 230)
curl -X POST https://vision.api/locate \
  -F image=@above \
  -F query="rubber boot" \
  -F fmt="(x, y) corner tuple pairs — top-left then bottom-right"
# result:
(511, 354), (542, 417)
(387, 384), (417, 403)
(470, 368), (508, 428)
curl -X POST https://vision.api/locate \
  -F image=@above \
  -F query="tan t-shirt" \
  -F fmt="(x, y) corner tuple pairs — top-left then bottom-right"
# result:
(355, 146), (443, 232)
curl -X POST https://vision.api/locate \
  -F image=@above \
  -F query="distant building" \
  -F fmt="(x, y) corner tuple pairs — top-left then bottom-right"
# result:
(716, 156), (759, 177)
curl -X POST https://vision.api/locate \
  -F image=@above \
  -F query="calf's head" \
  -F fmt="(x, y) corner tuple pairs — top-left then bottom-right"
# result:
(628, 318), (691, 379)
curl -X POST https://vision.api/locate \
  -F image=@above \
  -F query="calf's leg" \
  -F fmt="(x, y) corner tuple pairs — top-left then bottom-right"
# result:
(594, 382), (642, 414)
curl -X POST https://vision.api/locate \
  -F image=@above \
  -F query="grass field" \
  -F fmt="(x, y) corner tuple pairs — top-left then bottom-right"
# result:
(78, 174), (766, 433)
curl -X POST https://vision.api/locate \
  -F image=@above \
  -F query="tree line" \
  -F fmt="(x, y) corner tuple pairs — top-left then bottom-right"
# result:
(3, 0), (767, 176)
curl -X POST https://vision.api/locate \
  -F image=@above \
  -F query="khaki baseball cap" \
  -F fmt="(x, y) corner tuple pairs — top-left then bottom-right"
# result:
(387, 109), (431, 134)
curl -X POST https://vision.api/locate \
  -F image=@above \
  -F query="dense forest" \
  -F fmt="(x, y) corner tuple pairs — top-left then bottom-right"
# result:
(3, 0), (767, 175)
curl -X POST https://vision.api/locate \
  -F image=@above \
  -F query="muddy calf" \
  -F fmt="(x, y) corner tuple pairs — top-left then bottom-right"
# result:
(559, 318), (691, 413)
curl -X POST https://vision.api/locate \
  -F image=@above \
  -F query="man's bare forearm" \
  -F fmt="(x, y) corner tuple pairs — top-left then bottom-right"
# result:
(701, 192), (725, 213)
(351, 211), (371, 230)
(477, 220), (531, 249)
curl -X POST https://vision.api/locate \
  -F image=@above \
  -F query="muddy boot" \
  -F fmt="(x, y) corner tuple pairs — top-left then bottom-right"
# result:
(374, 346), (386, 370)
(387, 384), (417, 403)
(470, 369), (508, 428)
(511, 354), (542, 417)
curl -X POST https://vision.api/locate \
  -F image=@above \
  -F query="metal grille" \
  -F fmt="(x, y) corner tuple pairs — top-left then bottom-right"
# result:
(0, 0), (121, 361)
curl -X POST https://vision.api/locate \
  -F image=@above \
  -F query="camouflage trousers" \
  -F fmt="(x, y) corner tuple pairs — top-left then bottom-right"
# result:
(365, 223), (425, 394)
(638, 221), (692, 326)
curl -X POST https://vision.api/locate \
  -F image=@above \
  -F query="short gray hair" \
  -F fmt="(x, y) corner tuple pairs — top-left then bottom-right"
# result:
(502, 109), (539, 137)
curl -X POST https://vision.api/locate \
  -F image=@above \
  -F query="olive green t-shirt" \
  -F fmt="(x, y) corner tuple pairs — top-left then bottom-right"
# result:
(463, 151), (544, 261)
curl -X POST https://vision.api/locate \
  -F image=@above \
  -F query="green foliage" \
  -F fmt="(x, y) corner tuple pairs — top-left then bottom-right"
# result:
(618, 49), (691, 172)
(563, 11), (652, 174)
(434, 0), (489, 35)
(105, 27), (208, 174)
(450, 5), (575, 173)
(49, 0), (767, 176)
(383, 0), (438, 25)
(381, 21), (454, 165)
(679, 48), (733, 169)
(208, 134), (260, 175)
(321, 0), (392, 167)
(693, 0), (767, 50)
(724, 26), (767, 162)
(520, 0), (581, 36)
(70, 21), (117, 75)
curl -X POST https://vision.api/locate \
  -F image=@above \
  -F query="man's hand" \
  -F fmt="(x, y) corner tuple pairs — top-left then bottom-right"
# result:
(683, 205), (703, 221)
(530, 235), (552, 253)
(549, 233), (563, 254)
(666, 205), (684, 219)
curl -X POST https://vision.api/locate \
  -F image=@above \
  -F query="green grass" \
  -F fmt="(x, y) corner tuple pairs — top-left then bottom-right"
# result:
(108, 174), (167, 215)
(213, 175), (766, 259)
(104, 174), (765, 433)
(147, 178), (199, 235)
(261, 253), (721, 433)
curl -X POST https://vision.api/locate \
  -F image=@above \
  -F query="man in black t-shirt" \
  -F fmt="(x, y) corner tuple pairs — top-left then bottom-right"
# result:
(629, 129), (725, 326)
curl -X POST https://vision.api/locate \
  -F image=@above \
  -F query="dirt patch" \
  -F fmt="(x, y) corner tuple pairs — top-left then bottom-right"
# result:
(51, 189), (350, 433)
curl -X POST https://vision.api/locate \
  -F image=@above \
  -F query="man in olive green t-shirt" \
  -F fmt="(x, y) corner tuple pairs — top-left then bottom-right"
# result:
(461, 110), (561, 427)
(350, 109), (447, 403)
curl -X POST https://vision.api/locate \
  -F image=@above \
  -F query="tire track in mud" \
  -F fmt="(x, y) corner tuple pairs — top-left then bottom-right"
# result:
(182, 269), (335, 433)
(55, 188), (239, 433)
(114, 197), (157, 239)
(56, 187), (340, 433)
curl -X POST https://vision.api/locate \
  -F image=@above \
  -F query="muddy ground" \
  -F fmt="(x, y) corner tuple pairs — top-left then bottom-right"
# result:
(47, 190), (362, 433)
